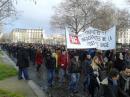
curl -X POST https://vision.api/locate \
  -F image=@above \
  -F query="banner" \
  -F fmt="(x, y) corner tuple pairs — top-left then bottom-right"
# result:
(66, 26), (116, 50)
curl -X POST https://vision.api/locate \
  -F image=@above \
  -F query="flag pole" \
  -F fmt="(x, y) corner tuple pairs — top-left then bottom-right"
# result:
(65, 27), (69, 66)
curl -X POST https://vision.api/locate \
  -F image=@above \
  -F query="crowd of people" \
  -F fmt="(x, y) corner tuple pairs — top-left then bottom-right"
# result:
(1, 43), (130, 97)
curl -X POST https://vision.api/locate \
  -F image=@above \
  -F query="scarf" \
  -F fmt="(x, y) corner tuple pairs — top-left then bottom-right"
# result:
(124, 77), (130, 91)
(121, 73), (130, 91)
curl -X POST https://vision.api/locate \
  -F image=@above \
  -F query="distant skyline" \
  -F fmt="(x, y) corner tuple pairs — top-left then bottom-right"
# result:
(4, 0), (129, 34)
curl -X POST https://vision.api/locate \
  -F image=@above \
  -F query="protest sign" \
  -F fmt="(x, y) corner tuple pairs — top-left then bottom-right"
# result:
(66, 26), (116, 50)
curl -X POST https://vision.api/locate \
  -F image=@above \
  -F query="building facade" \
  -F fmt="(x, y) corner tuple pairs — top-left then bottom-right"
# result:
(10, 28), (43, 43)
(118, 29), (130, 45)
(45, 33), (65, 45)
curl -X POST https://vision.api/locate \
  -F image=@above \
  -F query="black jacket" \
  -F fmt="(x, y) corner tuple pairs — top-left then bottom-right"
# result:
(118, 73), (130, 97)
(69, 58), (81, 73)
(45, 55), (56, 69)
(16, 48), (29, 68)
(82, 60), (94, 77)
(97, 78), (119, 97)
(114, 58), (126, 72)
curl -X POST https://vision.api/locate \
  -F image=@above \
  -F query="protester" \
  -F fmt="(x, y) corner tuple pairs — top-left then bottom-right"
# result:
(59, 50), (69, 84)
(68, 53), (81, 93)
(1, 43), (130, 97)
(52, 49), (59, 81)
(30, 46), (36, 65)
(115, 52), (126, 72)
(89, 56), (101, 97)
(45, 51), (56, 87)
(16, 46), (30, 80)
(82, 54), (92, 94)
(118, 65), (130, 97)
(35, 48), (43, 72)
(97, 68), (120, 97)
(124, 51), (130, 66)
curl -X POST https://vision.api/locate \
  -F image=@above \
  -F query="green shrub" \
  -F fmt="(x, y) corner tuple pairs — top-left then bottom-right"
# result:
(0, 51), (3, 55)
(0, 63), (17, 80)
(0, 89), (25, 97)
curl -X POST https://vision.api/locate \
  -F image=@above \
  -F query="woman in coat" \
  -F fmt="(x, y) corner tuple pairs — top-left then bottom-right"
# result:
(89, 56), (101, 97)
(45, 52), (56, 87)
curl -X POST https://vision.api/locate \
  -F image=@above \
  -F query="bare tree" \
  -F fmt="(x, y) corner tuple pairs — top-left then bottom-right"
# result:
(0, 0), (16, 22)
(91, 2), (116, 31)
(127, 0), (130, 4)
(116, 9), (130, 31)
(51, 0), (101, 34)
(0, 0), (37, 23)
(51, 0), (130, 34)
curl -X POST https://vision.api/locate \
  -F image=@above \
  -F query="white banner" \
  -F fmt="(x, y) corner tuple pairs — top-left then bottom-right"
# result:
(66, 26), (116, 50)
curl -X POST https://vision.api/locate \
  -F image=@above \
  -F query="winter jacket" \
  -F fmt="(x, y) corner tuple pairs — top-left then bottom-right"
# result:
(82, 59), (93, 76)
(97, 78), (119, 97)
(69, 57), (81, 73)
(35, 52), (43, 65)
(114, 58), (126, 72)
(45, 54), (56, 70)
(16, 48), (29, 68)
(59, 53), (69, 70)
(57, 52), (61, 66)
(118, 72), (130, 97)
(30, 48), (36, 61)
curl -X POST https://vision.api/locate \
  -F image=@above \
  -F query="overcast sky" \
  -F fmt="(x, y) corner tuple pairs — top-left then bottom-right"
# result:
(4, 0), (129, 34)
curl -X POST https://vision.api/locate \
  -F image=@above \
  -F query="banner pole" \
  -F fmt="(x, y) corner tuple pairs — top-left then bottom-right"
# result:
(65, 27), (69, 64)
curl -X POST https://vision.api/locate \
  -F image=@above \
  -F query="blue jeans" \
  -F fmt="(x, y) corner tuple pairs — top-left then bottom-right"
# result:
(69, 73), (80, 92)
(47, 69), (54, 87)
(18, 68), (29, 80)
(83, 74), (90, 91)
(59, 68), (65, 83)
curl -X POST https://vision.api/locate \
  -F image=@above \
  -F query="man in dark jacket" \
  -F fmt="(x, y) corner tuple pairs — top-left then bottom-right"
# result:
(118, 65), (130, 97)
(45, 52), (56, 87)
(16, 47), (30, 80)
(82, 54), (92, 94)
(115, 53), (126, 72)
(68, 54), (81, 93)
(97, 68), (120, 97)
(30, 46), (36, 65)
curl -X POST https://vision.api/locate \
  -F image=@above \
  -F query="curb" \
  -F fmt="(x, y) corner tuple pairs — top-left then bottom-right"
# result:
(28, 80), (46, 97)
(2, 51), (46, 97)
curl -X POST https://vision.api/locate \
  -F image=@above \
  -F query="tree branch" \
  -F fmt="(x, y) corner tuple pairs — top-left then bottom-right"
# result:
(0, 0), (10, 9)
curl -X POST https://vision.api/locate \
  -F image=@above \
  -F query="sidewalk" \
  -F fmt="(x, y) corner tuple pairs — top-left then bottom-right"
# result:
(0, 76), (37, 97)
(1, 50), (46, 97)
